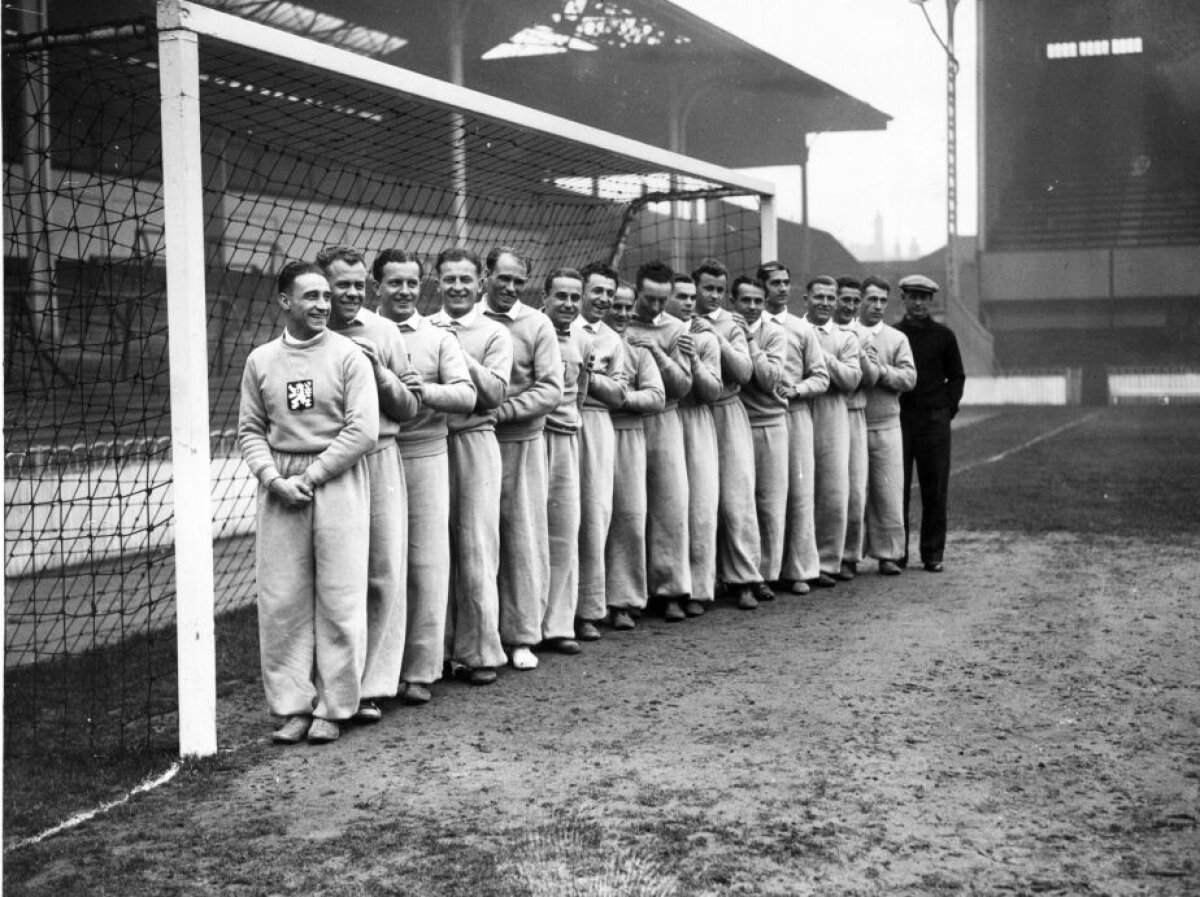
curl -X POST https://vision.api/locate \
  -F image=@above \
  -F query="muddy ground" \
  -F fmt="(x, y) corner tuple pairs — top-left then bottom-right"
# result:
(8, 523), (1198, 896)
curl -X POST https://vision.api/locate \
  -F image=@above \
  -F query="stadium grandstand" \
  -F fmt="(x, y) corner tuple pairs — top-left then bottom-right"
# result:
(976, 0), (1200, 395)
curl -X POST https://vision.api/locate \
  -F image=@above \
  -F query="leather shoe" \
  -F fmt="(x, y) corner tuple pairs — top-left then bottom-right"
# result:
(684, 599), (705, 617)
(544, 637), (581, 655)
(353, 700), (382, 723)
(812, 573), (837, 588)
(753, 582), (775, 601)
(878, 559), (902, 576)
(469, 667), (497, 686)
(834, 562), (856, 581)
(307, 718), (340, 744)
(576, 620), (602, 641)
(736, 588), (758, 610)
(924, 561), (944, 573)
(664, 600), (686, 622)
(610, 610), (636, 631)
(272, 715), (311, 744)
(401, 683), (432, 705)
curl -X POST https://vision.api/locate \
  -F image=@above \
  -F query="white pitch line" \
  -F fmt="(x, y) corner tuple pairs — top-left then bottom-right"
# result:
(952, 410), (1101, 477)
(4, 761), (182, 854)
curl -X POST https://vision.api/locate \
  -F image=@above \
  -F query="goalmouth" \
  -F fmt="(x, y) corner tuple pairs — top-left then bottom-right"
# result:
(3, 0), (777, 758)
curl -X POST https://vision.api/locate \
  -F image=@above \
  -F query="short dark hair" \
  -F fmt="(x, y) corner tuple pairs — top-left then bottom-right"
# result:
(672, 273), (695, 285)
(278, 260), (325, 294)
(806, 275), (837, 293)
(580, 260), (619, 288)
(635, 260), (674, 293)
(836, 276), (862, 293)
(862, 275), (891, 294)
(543, 266), (583, 294)
(434, 246), (482, 277)
(315, 244), (366, 272)
(692, 257), (728, 282)
(371, 248), (424, 282)
(731, 275), (760, 298)
(756, 260), (790, 284)
(485, 246), (532, 275)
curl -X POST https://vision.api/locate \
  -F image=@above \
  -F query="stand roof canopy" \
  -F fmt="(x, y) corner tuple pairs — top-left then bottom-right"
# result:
(42, 0), (890, 168)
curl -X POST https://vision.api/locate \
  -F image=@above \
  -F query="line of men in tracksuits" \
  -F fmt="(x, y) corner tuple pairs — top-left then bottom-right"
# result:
(238, 245), (920, 745)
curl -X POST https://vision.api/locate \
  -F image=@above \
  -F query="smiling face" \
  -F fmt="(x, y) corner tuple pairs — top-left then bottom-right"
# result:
(834, 286), (862, 326)
(543, 276), (583, 331)
(324, 258), (368, 329)
(805, 281), (837, 326)
(606, 285), (636, 333)
(485, 252), (528, 315)
(733, 282), (766, 324)
(437, 258), (481, 318)
(696, 272), (727, 316)
(375, 260), (422, 322)
(581, 273), (616, 325)
(860, 285), (889, 327)
(280, 272), (331, 340)
(666, 280), (697, 322)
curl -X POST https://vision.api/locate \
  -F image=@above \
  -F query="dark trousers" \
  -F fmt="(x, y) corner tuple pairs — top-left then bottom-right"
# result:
(900, 407), (952, 565)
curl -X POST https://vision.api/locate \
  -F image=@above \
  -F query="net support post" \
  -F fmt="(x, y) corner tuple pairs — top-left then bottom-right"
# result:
(759, 193), (779, 263)
(158, 4), (218, 758)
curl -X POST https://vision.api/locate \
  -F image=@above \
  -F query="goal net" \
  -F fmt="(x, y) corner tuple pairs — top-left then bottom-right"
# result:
(3, 0), (774, 757)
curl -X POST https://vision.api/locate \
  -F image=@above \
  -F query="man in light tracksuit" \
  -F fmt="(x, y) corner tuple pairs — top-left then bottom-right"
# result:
(626, 261), (695, 622)
(541, 268), (590, 654)
(319, 245), (419, 725)
(858, 276), (917, 575)
(570, 262), (628, 641)
(695, 258), (766, 610)
(761, 261), (829, 596)
(373, 248), (476, 706)
(668, 273), (724, 617)
(481, 247), (564, 671)
(238, 261), (378, 746)
(733, 275), (789, 593)
(804, 275), (861, 588)
(603, 282), (666, 631)
(832, 276), (876, 582)
(428, 247), (513, 687)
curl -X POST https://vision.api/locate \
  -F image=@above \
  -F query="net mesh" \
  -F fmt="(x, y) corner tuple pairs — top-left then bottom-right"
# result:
(3, 17), (763, 755)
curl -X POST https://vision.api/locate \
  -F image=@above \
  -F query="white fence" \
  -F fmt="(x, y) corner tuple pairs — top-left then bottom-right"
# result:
(963, 372), (1078, 406)
(1108, 369), (1200, 404)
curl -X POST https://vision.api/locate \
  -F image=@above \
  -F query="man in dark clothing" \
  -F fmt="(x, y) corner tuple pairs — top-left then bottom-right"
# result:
(895, 275), (965, 572)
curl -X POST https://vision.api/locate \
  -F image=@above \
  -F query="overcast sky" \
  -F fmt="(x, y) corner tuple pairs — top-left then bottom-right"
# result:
(677, 0), (978, 258)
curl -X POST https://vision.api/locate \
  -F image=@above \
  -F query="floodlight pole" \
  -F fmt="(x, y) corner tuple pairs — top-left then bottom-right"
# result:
(910, 0), (960, 303)
(945, 0), (960, 307)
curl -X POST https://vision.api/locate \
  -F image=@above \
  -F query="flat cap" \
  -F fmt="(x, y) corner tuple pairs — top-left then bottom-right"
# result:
(899, 274), (939, 294)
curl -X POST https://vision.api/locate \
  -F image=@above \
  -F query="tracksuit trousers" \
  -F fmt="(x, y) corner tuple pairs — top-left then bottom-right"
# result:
(399, 447), (451, 686)
(497, 435), (551, 647)
(256, 450), (369, 721)
(544, 430), (580, 641)
(576, 409), (616, 623)
(780, 402), (819, 583)
(711, 400), (762, 586)
(360, 442), (408, 700)
(446, 430), (507, 670)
